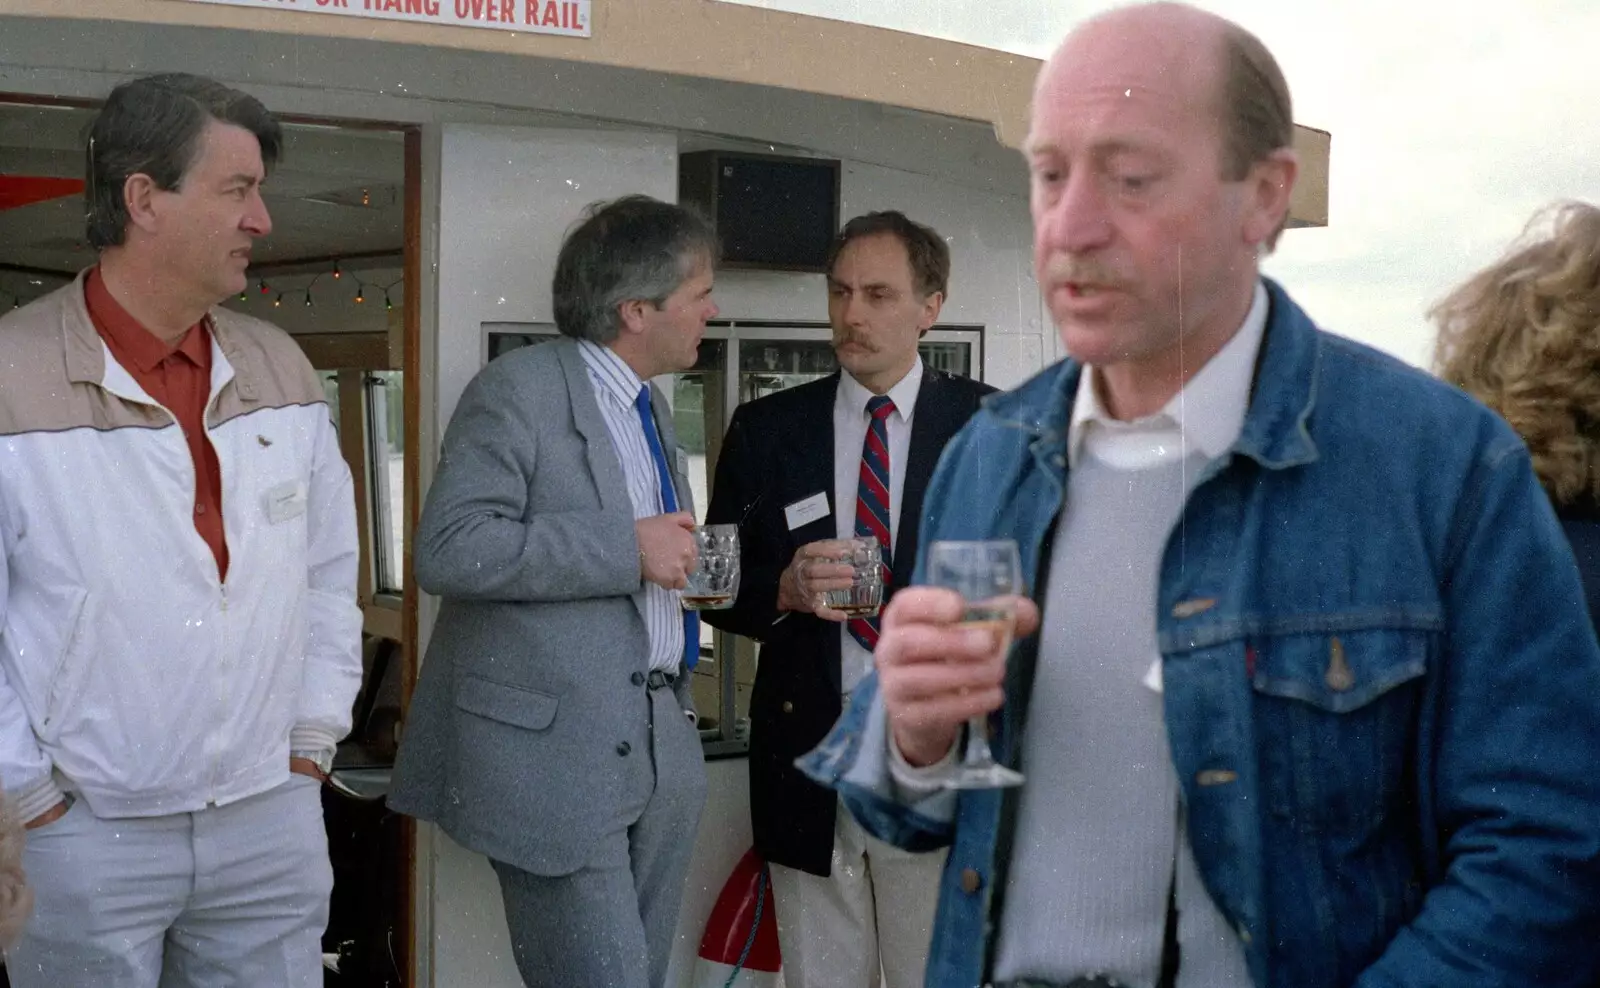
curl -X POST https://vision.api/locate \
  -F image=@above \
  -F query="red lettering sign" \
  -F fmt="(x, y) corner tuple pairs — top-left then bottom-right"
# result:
(175, 0), (589, 36)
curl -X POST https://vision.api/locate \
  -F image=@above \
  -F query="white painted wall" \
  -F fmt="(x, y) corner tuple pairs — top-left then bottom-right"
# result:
(433, 125), (678, 426)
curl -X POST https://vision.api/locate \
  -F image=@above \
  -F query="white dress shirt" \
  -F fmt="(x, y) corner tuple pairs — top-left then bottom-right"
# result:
(577, 339), (685, 673)
(834, 356), (924, 693)
(1067, 280), (1268, 472)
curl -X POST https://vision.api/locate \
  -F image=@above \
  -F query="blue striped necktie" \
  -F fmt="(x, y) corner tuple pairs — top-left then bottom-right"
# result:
(634, 385), (699, 672)
(850, 395), (895, 650)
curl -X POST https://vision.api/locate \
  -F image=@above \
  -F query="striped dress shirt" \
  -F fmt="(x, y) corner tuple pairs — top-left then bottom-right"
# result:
(578, 339), (686, 673)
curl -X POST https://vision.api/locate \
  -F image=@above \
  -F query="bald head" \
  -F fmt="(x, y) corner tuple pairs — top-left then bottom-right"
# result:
(1022, 0), (1299, 411)
(1057, 1), (1233, 82)
(1037, 2), (1293, 189)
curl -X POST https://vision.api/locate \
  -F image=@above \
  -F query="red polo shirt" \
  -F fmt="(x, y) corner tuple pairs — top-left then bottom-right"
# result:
(84, 267), (229, 580)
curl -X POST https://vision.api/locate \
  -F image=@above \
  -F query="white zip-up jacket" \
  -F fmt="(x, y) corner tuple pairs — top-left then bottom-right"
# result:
(0, 273), (363, 822)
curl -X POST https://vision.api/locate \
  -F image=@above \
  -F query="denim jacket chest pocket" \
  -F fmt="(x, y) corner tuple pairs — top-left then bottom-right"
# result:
(1250, 626), (1429, 834)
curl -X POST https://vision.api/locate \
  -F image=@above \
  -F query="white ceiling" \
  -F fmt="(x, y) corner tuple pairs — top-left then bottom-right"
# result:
(0, 101), (405, 278)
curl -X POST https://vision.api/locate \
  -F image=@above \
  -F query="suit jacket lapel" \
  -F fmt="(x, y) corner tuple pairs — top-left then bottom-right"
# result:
(555, 339), (649, 625)
(788, 374), (839, 548)
(809, 373), (844, 694)
(896, 366), (957, 590)
(555, 339), (633, 515)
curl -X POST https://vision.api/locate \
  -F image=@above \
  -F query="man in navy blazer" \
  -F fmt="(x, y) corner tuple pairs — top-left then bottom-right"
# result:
(703, 212), (995, 988)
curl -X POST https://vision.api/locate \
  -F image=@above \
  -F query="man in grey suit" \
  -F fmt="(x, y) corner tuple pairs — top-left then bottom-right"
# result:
(390, 195), (719, 988)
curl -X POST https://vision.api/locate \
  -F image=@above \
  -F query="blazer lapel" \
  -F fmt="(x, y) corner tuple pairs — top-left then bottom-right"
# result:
(895, 367), (958, 590)
(555, 339), (651, 626)
(786, 374), (839, 550)
(807, 374), (844, 694)
(555, 339), (632, 518)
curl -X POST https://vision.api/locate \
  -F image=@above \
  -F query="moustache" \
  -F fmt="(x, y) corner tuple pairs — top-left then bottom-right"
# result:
(834, 335), (877, 351)
(1040, 256), (1126, 292)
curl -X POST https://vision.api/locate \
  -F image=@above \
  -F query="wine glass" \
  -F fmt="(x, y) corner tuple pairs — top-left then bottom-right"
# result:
(922, 539), (1025, 789)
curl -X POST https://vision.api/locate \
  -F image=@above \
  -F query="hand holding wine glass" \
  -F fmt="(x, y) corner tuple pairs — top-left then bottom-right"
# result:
(875, 539), (1038, 788)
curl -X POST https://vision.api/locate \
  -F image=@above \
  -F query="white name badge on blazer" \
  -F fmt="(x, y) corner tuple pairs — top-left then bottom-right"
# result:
(784, 492), (830, 531)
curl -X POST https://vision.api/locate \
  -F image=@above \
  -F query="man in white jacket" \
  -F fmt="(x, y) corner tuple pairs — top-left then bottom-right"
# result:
(0, 73), (361, 986)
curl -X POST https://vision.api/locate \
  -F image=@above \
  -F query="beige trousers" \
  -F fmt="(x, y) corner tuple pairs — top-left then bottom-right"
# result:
(768, 803), (946, 988)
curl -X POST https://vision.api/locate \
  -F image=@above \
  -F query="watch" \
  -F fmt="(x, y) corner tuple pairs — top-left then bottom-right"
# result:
(292, 748), (334, 776)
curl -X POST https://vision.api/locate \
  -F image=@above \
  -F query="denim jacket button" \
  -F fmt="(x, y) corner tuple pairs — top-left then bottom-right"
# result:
(959, 867), (982, 894)
(782, 700), (794, 714)
(1238, 923), (1253, 944)
(1171, 597), (1218, 619)
(1325, 636), (1355, 691)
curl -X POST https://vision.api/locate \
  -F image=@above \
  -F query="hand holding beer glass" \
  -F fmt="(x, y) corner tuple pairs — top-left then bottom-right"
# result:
(778, 538), (885, 621)
(877, 539), (1035, 790)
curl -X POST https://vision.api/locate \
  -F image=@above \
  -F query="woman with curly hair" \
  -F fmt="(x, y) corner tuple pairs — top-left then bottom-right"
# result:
(1433, 199), (1600, 628)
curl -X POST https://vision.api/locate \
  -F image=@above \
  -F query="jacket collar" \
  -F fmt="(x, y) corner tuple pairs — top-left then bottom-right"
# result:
(982, 276), (1322, 478)
(59, 268), (255, 402)
(1230, 278), (1320, 471)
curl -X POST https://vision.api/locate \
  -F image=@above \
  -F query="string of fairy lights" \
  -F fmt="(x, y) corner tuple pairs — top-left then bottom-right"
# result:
(0, 259), (400, 312)
(238, 261), (402, 312)
(0, 274), (59, 310)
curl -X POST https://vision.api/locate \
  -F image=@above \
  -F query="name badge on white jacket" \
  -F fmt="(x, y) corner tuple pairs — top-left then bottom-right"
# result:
(264, 480), (309, 523)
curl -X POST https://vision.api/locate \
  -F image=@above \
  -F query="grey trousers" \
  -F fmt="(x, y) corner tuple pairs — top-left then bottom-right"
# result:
(5, 773), (332, 988)
(492, 685), (707, 988)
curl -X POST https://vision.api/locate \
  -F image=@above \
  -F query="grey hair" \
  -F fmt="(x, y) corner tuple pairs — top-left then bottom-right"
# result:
(552, 195), (719, 344)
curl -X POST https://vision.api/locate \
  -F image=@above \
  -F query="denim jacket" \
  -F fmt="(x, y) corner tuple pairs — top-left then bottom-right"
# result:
(799, 280), (1600, 988)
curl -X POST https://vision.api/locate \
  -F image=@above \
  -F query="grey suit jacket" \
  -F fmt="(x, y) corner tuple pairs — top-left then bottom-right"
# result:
(389, 336), (698, 876)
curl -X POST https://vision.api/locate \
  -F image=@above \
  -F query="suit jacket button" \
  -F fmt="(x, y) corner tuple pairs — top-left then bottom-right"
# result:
(781, 701), (794, 714)
(616, 742), (631, 756)
(631, 671), (646, 687)
(959, 868), (982, 894)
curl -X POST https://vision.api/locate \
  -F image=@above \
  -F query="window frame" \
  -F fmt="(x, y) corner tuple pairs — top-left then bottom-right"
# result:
(364, 371), (405, 596)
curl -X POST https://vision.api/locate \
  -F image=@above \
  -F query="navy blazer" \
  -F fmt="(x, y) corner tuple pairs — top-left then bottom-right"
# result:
(703, 364), (995, 876)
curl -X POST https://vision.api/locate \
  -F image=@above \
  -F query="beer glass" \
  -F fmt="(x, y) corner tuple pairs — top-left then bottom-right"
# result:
(821, 537), (886, 618)
(683, 524), (739, 611)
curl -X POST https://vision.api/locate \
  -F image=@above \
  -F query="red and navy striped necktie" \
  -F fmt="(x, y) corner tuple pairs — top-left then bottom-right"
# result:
(850, 395), (895, 650)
